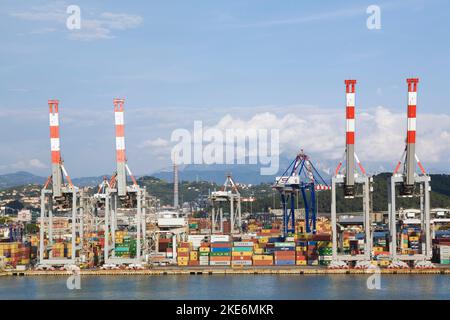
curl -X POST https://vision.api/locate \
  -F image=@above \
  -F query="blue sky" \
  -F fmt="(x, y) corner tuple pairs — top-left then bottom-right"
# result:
(1, 0), (450, 177)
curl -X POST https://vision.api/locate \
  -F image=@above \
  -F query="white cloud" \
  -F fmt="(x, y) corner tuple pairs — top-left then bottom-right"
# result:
(11, 159), (47, 170)
(10, 2), (143, 41)
(139, 138), (170, 148)
(147, 105), (450, 170)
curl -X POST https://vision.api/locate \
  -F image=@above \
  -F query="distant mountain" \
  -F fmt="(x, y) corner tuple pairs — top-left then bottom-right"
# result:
(71, 176), (106, 187)
(150, 152), (450, 185)
(0, 171), (46, 189)
(0, 171), (106, 190)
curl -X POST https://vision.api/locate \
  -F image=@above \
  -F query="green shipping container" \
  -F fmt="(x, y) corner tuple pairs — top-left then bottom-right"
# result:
(232, 247), (253, 252)
(209, 252), (231, 257)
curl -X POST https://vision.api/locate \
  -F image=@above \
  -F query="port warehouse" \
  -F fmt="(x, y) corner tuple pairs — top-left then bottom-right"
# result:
(1, 78), (450, 272)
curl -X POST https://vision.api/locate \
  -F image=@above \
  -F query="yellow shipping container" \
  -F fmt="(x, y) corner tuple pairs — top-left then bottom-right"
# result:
(409, 236), (419, 241)
(258, 237), (269, 244)
(252, 255), (273, 261)
(177, 256), (189, 262)
(254, 248), (263, 254)
(190, 252), (199, 260)
(199, 247), (210, 253)
(379, 260), (390, 266)
(296, 260), (307, 266)
(371, 261), (378, 266)
(177, 247), (189, 253)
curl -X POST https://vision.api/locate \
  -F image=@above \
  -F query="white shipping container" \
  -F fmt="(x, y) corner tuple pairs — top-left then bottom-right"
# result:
(233, 241), (254, 247)
(274, 242), (295, 247)
(209, 261), (231, 266)
(231, 260), (252, 266)
(154, 252), (167, 258)
(440, 246), (450, 258)
(211, 235), (230, 243)
(286, 237), (295, 242)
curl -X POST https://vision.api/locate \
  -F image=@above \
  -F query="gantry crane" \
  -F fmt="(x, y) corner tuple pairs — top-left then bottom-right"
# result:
(39, 100), (84, 268)
(102, 98), (148, 267)
(388, 78), (434, 269)
(209, 174), (242, 234)
(330, 80), (373, 269)
(273, 150), (330, 237)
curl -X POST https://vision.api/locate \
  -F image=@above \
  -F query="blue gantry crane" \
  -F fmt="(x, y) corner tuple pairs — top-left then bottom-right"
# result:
(273, 150), (330, 237)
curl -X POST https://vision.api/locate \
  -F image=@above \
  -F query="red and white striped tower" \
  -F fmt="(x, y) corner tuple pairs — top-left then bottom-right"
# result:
(114, 98), (127, 196)
(344, 80), (356, 194)
(405, 78), (419, 186)
(48, 99), (63, 197)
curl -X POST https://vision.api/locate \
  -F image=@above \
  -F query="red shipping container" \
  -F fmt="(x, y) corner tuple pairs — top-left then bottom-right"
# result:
(211, 243), (231, 248)
(177, 252), (189, 257)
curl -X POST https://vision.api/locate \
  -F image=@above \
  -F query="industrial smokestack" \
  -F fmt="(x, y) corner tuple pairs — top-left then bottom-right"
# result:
(173, 161), (179, 208)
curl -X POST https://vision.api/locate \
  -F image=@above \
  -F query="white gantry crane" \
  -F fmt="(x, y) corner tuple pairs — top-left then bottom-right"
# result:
(102, 98), (148, 268)
(330, 80), (373, 269)
(39, 100), (85, 269)
(388, 78), (434, 269)
(209, 174), (242, 234)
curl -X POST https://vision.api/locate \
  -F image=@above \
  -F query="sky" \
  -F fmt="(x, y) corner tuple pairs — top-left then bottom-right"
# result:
(0, 0), (450, 178)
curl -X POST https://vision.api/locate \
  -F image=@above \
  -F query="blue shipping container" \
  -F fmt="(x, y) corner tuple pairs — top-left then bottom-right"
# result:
(274, 260), (295, 265)
(210, 247), (231, 253)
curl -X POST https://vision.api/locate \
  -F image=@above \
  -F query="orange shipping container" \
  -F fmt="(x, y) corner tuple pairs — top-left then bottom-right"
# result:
(209, 256), (231, 261)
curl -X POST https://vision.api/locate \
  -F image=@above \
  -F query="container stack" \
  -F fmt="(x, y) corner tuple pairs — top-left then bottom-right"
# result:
(318, 242), (332, 266)
(440, 245), (450, 265)
(189, 250), (199, 266)
(295, 241), (307, 266)
(0, 242), (31, 267)
(274, 242), (295, 265)
(158, 238), (171, 257)
(51, 242), (65, 258)
(177, 242), (190, 266)
(252, 254), (273, 266)
(409, 235), (420, 254)
(209, 235), (231, 266)
(307, 241), (319, 265)
(231, 241), (253, 267)
(199, 244), (210, 266)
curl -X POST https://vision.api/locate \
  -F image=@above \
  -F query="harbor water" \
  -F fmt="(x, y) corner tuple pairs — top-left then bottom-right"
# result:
(0, 274), (449, 300)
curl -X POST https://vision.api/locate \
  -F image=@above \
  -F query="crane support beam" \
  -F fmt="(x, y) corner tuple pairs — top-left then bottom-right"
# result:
(48, 99), (63, 197)
(114, 98), (127, 197)
(344, 80), (356, 197)
(403, 78), (419, 194)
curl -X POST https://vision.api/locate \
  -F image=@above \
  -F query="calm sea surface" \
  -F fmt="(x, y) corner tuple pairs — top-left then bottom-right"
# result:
(0, 275), (448, 300)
